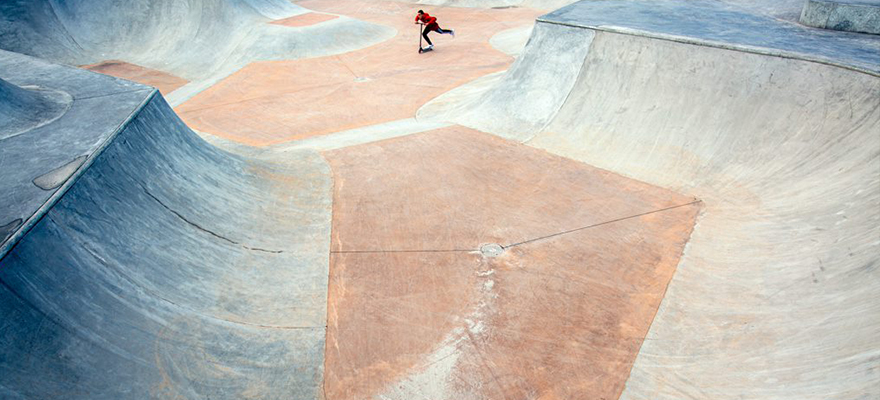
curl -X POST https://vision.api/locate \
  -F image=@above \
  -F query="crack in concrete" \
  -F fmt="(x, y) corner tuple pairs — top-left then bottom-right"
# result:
(141, 185), (284, 254)
(329, 199), (703, 255)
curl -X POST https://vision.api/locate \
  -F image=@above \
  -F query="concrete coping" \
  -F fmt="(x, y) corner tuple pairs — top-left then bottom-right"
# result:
(538, 0), (880, 76)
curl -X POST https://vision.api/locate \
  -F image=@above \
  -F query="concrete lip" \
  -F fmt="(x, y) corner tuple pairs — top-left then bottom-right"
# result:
(541, 0), (880, 74)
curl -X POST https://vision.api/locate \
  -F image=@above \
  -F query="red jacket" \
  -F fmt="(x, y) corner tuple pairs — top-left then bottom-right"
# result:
(415, 13), (437, 25)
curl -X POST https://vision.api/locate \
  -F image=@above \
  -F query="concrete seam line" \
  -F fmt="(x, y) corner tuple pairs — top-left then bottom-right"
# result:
(503, 199), (703, 249)
(74, 88), (153, 101)
(328, 200), (703, 255)
(330, 249), (477, 254)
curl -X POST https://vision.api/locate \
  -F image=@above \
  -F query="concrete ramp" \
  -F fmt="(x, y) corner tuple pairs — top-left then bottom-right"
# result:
(0, 77), (71, 140)
(0, 50), (333, 399)
(453, 21), (594, 139)
(431, 1), (880, 398)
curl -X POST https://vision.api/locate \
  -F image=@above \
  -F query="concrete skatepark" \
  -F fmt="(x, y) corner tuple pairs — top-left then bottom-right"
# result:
(0, 0), (878, 399)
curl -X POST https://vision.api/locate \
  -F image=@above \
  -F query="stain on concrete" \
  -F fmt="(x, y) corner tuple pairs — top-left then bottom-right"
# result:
(32, 155), (87, 190)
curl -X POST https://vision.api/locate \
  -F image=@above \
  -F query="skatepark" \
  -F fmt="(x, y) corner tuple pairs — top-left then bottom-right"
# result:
(0, 0), (878, 399)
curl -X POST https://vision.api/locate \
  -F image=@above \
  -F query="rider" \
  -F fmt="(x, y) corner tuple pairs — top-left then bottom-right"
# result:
(414, 10), (454, 50)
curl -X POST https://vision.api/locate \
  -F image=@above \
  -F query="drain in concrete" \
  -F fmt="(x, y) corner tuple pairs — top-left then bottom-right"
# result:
(479, 243), (504, 257)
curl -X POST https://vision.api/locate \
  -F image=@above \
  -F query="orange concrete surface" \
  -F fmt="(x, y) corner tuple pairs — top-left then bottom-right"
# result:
(271, 12), (339, 27)
(82, 60), (188, 95)
(175, 0), (542, 146)
(322, 127), (701, 400)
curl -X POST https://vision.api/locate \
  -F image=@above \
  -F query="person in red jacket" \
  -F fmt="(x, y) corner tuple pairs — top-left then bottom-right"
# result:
(415, 10), (454, 50)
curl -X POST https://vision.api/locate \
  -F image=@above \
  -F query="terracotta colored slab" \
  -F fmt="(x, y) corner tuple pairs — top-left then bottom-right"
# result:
(176, 0), (542, 146)
(271, 12), (339, 27)
(322, 126), (700, 399)
(82, 60), (188, 95)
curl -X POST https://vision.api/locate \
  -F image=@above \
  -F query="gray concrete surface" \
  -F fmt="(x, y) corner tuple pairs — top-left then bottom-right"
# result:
(396, 0), (808, 21)
(540, 0), (880, 74)
(0, 50), (333, 399)
(0, 0), (395, 104)
(489, 25), (534, 56)
(800, 0), (880, 34)
(449, 21), (594, 140)
(430, 0), (880, 139)
(0, 77), (71, 141)
(421, 1), (880, 398)
(0, 49), (152, 254)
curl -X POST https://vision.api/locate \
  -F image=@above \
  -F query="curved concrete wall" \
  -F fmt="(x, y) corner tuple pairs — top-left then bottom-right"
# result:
(450, 17), (880, 400)
(0, 0), (395, 103)
(455, 22), (594, 141)
(0, 66), (334, 398)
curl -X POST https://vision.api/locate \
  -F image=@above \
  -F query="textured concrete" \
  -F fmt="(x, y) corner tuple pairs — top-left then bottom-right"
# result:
(0, 49), (150, 252)
(800, 0), (880, 34)
(423, 1), (880, 398)
(0, 77), (71, 141)
(0, 0), (395, 104)
(322, 126), (700, 399)
(0, 51), (333, 399)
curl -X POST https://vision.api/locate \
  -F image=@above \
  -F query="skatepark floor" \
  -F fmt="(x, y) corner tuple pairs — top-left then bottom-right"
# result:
(0, 0), (878, 398)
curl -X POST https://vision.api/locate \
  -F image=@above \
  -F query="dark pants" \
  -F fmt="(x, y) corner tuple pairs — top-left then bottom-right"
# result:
(422, 23), (450, 46)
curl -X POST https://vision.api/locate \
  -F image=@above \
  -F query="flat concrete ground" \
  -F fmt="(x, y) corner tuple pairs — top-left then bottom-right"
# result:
(322, 127), (699, 399)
